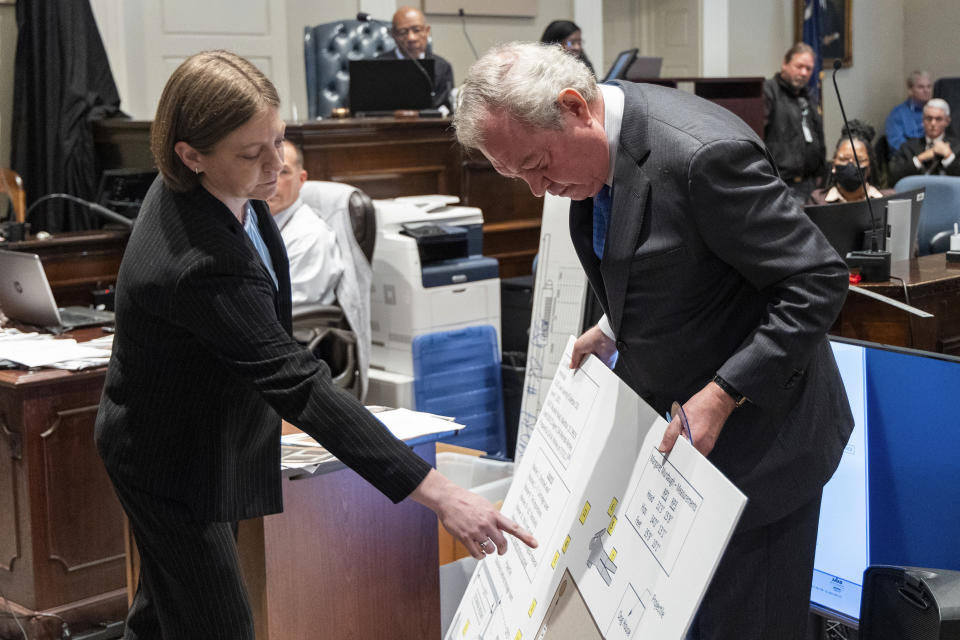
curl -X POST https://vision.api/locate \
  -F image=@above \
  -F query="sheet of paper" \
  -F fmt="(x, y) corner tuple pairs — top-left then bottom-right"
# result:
(278, 408), (459, 471)
(445, 337), (747, 640)
(373, 407), (460, 441)
(0, 337), (112, 367)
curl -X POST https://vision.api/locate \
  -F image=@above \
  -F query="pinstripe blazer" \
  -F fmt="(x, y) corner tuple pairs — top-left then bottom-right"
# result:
(570, 82), (854, 530)
(95, 177), (430, 521)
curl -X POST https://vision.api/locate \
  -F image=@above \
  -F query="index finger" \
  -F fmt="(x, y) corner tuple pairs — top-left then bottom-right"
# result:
(496, 513), (538, 551)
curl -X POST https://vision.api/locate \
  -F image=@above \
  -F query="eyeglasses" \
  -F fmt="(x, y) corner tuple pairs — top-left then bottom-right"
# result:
(564, 38), (583, 48)
(394, 24), (427, 37)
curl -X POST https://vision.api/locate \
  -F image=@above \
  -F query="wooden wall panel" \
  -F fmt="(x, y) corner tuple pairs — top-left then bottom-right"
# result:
(41, 406), (125, 574)
(0, 405), (21, 575)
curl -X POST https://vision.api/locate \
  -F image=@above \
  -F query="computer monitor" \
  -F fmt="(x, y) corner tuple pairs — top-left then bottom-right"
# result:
(804, 188), (925, 261)
(602, 48), (638, 83)
(348, 58), (436, 115)
(811, 338), (960, 626)
(95, 168), (158, 223)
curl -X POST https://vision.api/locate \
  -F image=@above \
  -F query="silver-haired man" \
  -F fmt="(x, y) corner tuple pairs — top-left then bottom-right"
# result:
(454, 42), (853, 639)
(889, 97), (960, 183)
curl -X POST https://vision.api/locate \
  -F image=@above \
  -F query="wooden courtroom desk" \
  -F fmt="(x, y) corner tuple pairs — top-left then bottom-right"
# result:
(122, 425), (443, 639)
(237, 438), (441, 639)
(94, 118), (542, 278)
(2, 230), (129, 307)
(0, 328), (127, 640)
(833, 254), (960, 355)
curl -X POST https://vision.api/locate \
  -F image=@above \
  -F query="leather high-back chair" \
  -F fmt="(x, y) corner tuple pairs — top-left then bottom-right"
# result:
(1, 169), (26, 223)
(304, 19), (396, 119)
(933, 77), (960, 140)
(292, 181), (377, 400)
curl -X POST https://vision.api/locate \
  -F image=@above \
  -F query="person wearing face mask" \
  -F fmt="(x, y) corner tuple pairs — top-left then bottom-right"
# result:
(808, 120), (892, 205)
(541, 20), (595, 76)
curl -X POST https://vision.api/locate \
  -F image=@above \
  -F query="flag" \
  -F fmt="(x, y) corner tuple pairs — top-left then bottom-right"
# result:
(801, 0), (823, 106)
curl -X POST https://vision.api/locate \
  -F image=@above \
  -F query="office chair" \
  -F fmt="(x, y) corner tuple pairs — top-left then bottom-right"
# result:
(293, 181), (377, 400)
(933, 77), (960, 140)
(894, 175), (960, 255)
(304, 18), (396, 119)
(1, 168), (26, 223)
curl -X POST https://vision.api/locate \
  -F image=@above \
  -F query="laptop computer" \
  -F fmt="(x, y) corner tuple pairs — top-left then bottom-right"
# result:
(602, 50), (663, 83)
(602, 48), (638, 82)
(625, 55), (663, 80)
(348, 58), (436, 116)
(0, 250), (114, 331)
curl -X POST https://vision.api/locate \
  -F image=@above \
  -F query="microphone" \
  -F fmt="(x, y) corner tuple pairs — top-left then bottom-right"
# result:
(357, 11), (435, 103)
(831, 58), (891, 282)
(24, 193), (135, 229)
(458, 9), (479, 60)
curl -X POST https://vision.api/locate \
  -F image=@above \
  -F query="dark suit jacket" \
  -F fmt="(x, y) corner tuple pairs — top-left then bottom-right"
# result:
(570, 82), (854, 530)
(888, 134), (960, 185)
(95, 177), (431, 521)
(376, 50), (454, 111)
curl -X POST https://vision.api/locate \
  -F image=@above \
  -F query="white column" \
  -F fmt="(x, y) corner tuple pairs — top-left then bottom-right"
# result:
(574, 0), (604, 75)
(701, 0), (729, 77)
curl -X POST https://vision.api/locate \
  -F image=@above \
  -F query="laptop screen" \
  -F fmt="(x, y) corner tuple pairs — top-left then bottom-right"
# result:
(348, 58), (436, 115)
(602, 49), (638, 83)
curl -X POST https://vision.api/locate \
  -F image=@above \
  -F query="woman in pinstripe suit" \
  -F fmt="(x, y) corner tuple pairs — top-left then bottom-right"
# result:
(95, 50), (535, 639)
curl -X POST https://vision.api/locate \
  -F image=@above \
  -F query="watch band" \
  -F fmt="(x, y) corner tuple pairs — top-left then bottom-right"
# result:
(713, 374), (748, 408)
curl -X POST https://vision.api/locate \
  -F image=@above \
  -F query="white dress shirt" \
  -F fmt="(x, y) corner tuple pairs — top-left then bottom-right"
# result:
(596, 83), (626, 341)
(273, 197), (344, 307)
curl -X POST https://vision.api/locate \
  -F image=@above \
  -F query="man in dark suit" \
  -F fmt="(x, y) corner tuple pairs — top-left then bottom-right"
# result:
(378, 5), (454, 112)
(889, 98), (960, 184)
(454, 43), (853, 639)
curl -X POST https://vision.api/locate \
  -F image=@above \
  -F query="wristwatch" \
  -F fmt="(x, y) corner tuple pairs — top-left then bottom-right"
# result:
(713, 374), (748, 409)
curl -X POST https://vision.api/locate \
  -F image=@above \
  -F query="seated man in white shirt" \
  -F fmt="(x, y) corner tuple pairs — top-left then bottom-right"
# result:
(267, 140), (344, 308)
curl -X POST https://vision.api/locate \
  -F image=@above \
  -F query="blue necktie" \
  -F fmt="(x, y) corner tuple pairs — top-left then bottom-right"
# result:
(592, 184), (612, 259)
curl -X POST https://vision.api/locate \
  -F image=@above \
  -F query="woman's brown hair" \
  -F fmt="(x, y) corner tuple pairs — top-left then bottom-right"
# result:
(150, 50), (280, 192)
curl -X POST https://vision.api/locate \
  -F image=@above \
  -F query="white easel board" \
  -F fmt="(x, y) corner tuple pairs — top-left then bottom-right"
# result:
(445, 337), (747, 639)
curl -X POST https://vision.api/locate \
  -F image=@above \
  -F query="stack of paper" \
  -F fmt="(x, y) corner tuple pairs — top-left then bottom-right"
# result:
(279, 407), (462, 472)
(0, 332), (112, 370)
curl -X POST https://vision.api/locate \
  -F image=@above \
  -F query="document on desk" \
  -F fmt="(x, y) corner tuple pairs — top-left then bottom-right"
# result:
(279, 408), (460, 471)
(445, 337), (747, 640)
(0, 336), (112, 368)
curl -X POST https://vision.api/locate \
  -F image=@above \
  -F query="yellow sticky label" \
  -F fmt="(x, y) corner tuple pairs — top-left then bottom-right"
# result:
(579, 501), (592, 524)
(529, 599), (537, 617)
(551, 551), (560, 568)
(562, 535), (571, 553)
(515, 632), (522, 640)
(608, 496), (619, 516)
(609, 547), (618, 562)
(607, 515), (618, 535)
(462, 619), (470, 635)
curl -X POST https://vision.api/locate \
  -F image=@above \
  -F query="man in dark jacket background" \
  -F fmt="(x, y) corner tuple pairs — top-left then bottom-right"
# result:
(764, 43), (826, 202)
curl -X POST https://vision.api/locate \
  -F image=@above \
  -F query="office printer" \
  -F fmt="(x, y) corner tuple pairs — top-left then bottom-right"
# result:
(369, 195), (501, 378)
